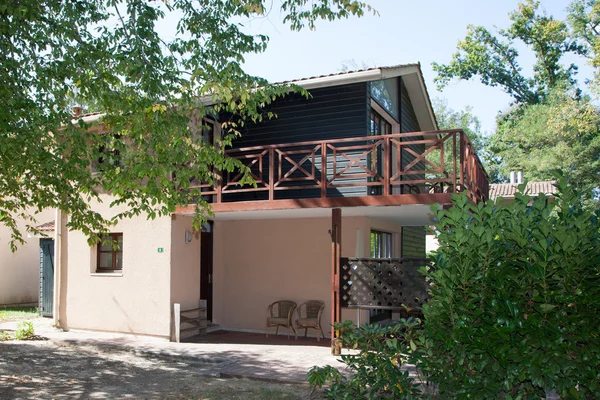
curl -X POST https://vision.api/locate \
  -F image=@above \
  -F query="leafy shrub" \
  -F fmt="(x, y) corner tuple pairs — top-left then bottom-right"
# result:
(308, 319), (424, 399)
(14, 321), (35, 340)
(0, 331), (11, 341)
(420, 175), (600, 398)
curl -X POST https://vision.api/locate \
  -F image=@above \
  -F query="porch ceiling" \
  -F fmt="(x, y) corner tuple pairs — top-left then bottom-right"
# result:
(204, 203), (436, 226)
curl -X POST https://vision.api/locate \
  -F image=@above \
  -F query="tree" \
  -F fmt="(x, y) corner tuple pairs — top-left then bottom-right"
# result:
(422, 177), (600, 398)
(568, 0), (600, 70)
(0, 0), (373, 249)
(433, 0), (585, 105)
(432, 98), (486, 154)
(491, 90), (600, 200)
(433, 0), (600, 202)
(431, 99), (502, 183)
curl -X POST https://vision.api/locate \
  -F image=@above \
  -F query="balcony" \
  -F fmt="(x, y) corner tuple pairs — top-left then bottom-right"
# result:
(178, 129), (489, 213)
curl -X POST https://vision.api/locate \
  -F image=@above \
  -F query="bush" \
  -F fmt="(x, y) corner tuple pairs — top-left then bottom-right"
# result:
(308, 319), (424, 399)
(420, 175), (600, 398)
(14, 321), (35, 340)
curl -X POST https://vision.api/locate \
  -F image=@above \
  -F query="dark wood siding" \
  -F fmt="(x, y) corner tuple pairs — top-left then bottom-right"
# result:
(225, 83), (369, 201)
(232, 83), (368, 146)
(399, 77), (420, 133)
(401, 227), (426, 258)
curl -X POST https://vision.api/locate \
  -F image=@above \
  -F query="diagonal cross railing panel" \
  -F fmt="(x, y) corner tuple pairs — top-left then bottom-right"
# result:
(184, 129), (489, 205)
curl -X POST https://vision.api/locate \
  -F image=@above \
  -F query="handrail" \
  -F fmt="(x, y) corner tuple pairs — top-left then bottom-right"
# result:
(191, 129), (489, 204)
(226, 129), (464, 153)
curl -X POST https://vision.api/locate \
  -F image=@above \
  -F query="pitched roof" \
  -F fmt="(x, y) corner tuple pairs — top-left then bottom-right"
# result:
(34, 220), (55, 232)
(489, 181), (558, 200)
(274, 63), (437, 131)
(277, 63), (420, 86)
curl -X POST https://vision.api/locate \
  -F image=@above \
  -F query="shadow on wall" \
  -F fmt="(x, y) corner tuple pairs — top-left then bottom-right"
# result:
(112, 295), (134, 335)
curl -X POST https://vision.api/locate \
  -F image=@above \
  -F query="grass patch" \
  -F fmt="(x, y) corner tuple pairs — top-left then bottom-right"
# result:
(0, 306), (39, 322)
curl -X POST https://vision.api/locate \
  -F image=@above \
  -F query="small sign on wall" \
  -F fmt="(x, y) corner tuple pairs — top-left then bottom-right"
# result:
(157, 248), (164, 253)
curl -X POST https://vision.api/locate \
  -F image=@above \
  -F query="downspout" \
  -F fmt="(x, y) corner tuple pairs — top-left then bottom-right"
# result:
(52, 208), (62, 327)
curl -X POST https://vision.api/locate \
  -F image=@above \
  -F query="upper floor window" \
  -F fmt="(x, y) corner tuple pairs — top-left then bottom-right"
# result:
(97, 233), (123, 272)
(370, 78), (399, 121)
(93, 134), (123, 173)
(370, 109), (392, 136)
(370, 230), (393, 258)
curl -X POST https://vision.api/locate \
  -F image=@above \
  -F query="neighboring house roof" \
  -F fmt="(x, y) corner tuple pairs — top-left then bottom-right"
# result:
(27, 220), (55, 239)
(489, 181), (557, 200)
(35, 220), (56, 232)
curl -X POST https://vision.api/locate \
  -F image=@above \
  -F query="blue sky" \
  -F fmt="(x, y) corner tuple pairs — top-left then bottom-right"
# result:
(236, 0), (593, 134)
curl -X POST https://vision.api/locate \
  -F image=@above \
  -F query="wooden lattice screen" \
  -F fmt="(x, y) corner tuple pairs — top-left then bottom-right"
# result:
(339, 258), (431, 310)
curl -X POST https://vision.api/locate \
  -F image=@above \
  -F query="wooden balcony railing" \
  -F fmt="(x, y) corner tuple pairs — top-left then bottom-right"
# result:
(190, 129), (489, 206)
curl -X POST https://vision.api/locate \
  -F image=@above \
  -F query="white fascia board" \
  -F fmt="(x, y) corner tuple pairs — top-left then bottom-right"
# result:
(296, 69), (383, 90)
(81, 113), (105, 123)
(70, 113), (106, 125)
(379, 64), (420, 79)
(198, 70), (384, 105)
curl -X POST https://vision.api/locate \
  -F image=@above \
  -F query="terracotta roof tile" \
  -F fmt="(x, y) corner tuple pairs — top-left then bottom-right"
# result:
(35, 220), (55, 232)
(489, 181), (557, 200)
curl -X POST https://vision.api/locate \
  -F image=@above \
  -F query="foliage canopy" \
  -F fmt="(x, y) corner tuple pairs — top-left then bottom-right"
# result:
(309, 176), (600, 399)
(421, 176), (600, 398)
(0, 0), (372, 249)
(433, 0), (585, 105)
(434, 0), (600, 202)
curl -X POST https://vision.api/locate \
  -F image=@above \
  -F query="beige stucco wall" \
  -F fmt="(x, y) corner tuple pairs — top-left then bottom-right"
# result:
(0, 209), (55, 306)
(212, 215), (404, 337)
(60, 195), (173, 337)
(170, 214), (201, 338)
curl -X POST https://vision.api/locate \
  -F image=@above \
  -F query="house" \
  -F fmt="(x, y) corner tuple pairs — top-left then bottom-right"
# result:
(426, 173), (557, 254)
(0, 209), (55, 307)
(489, 180), (557, 204)
(44, 64), (488, 340)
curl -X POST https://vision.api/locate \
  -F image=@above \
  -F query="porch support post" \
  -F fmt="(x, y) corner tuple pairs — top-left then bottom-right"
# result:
(331, 208), (342, 355)
(174, 303), (181, 343)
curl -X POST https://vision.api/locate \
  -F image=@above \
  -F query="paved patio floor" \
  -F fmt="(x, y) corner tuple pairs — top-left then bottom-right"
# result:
(0, 318), (344, 384)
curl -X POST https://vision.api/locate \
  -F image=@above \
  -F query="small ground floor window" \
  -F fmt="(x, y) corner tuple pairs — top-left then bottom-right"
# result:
(370, 230), (392, 258)
(97, 233), (123, 272)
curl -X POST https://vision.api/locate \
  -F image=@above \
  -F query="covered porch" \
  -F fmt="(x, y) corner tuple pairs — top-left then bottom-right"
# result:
(173, 203), (435, 345)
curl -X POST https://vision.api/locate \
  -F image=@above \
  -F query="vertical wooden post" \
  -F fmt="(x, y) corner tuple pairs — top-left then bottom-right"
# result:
(452, 132), (457, 193)
(459, 132), (465, 189)
(216, 173), (223, 204)
(321, 143), (327, 198)
(331, 208), (342, 355)
(174, 303), (181, 343)
(383, 138), (390, 196)
(268, 148), (274, 201)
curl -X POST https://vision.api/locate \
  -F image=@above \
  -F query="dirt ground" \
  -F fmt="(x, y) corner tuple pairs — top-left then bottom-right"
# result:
(0, 340), (315, 400)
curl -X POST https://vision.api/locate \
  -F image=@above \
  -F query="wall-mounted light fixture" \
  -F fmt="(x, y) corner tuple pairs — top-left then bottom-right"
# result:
(185, 230), (193, 244)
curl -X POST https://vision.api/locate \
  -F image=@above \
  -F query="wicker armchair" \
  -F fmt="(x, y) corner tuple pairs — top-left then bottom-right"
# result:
(266, 300), (297, 339)
(295, 300), (325, 341)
